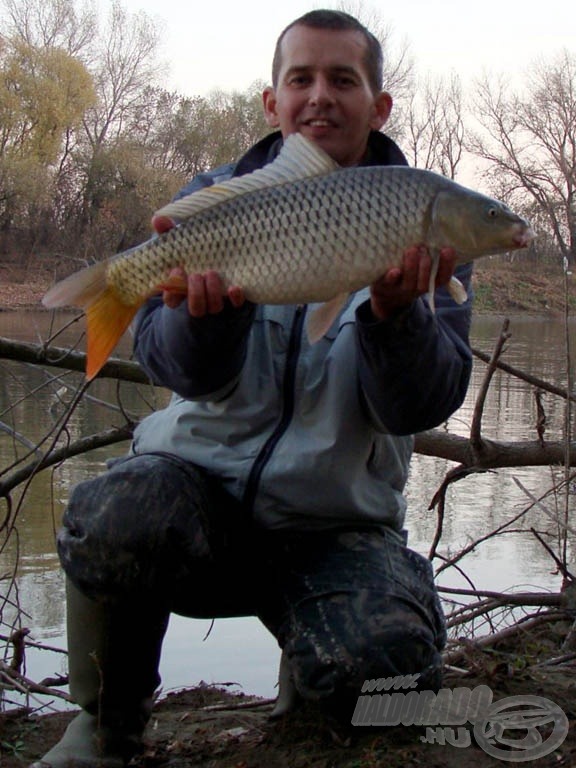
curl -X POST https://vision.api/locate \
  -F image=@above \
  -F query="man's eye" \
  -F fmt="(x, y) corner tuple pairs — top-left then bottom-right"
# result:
(334, 77), (355, 87)
(289, 76), (309, 86)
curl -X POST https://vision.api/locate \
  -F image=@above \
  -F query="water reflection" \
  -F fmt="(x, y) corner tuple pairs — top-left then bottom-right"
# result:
(0, 311), (574, 709)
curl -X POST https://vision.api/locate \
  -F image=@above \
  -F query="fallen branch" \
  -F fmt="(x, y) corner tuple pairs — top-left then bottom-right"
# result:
(201, 698), (275, 712)
(0, 660), (72, 702)
(470, 319), (510, 451)
(0, 424), (134, 497)
(443, 610), (570, 665)
(444, 592), (562, 629)
(471, 346), (576, 403)
(0, 634), (68, 656)
(0, 336), (149, 383)
(415, 431), (576, 467)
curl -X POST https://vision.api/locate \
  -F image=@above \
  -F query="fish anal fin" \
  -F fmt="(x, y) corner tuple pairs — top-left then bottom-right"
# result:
(306, 294), (349, 344)
(157, 272), (188, 295)
(447, 275), (468, 304)
(85, 289), (140, 380)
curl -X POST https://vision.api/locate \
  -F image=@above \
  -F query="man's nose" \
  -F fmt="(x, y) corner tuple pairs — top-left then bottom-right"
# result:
(308, 78), (334, 106)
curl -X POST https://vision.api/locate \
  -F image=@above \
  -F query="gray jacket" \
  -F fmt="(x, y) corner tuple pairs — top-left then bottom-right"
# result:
(131, 132), (473, 532)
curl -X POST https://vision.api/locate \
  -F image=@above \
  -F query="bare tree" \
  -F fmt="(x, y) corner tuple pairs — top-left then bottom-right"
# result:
(403, 74), (465, 178)
(470, 50), (576, 264)
(82, 1), (160, 150)
(337, 1), (415, 140)
(1, 0), (97, 58)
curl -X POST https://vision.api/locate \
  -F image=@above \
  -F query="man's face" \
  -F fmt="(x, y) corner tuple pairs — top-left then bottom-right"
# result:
(263, 25), (392, 167)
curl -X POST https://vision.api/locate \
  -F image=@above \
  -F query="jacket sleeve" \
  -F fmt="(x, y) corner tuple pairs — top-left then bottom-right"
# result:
(132, 297), (256, 399)
(355, 263), (474, 435)
(132, 160), (258, 400)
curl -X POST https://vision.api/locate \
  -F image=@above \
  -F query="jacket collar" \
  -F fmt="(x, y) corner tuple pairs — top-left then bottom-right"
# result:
(232, 130), (408, 178)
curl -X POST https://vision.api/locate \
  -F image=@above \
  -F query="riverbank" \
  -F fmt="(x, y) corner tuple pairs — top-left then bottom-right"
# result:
(0, 262), (574, 314)
(3, 615), (575, 767)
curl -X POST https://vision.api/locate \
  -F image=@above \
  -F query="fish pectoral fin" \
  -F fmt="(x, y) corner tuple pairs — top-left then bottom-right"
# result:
(306, 294), (349, 344)
(426, 250), (441, 314)
(424, 249), (468, 310)
(447, 275), (468, 304)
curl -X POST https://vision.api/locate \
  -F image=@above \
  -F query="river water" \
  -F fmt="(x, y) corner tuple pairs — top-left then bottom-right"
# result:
(0, 310), (574, 710)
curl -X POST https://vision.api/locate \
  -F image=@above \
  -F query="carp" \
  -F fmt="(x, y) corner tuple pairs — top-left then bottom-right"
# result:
(43, 133), (533, 380)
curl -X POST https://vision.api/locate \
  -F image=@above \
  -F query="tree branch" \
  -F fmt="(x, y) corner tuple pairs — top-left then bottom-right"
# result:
(470, 318), (511, 452)
(0, 424), (134, 497)
(0, 336), (149, 383)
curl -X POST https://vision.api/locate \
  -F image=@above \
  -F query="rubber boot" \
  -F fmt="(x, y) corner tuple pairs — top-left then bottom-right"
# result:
(29, 579), (168, 768)
(269, 650), (301, 720)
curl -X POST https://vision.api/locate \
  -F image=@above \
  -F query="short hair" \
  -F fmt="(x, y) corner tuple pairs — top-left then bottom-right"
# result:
(271, 9), (384, 94)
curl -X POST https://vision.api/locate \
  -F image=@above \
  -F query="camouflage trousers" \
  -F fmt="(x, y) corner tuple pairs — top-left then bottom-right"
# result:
(59, 453), (446, 718)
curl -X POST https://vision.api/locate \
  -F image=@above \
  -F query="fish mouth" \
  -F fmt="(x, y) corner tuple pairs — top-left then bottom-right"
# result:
(513, 225), (535, 248)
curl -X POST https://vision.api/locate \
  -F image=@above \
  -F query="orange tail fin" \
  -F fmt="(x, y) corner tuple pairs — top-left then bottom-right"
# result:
(85, 290), (140, 380)
(43, 261), (140, 380)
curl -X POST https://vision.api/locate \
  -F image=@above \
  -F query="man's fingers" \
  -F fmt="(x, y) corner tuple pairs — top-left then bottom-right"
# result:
(227, 285), (246, 308)
(152, 215), (176, 234)
(162, 267), (187, 308)
(204, 270), (225, 314)
(187, 273), (208, 316)
(162, 267), (243, 316)
(187, 271), (225, 316)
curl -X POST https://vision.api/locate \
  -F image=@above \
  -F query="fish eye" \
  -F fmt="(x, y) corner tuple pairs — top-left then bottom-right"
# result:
(487, 207), (499, 218)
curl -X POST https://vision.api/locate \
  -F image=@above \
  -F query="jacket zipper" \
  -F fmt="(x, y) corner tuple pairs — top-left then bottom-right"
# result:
(241, 305), (307, 515)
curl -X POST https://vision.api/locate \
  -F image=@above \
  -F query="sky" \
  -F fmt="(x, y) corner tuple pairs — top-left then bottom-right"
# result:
(113, 0), (575, 98)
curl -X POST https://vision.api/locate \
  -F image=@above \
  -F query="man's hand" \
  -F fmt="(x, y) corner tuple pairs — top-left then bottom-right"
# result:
(370, 245), (457, 321)
(152, 215), (245, 317)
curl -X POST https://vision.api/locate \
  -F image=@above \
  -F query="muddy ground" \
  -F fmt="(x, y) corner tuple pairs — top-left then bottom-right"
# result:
(2, 617), (575, 767)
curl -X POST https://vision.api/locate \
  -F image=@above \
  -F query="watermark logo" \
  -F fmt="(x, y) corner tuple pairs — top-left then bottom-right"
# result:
(352, 676), (569, 762)
(473, 694), (569, 762)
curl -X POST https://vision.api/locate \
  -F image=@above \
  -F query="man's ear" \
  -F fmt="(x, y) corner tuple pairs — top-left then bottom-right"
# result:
(262, 87), (280, 128)
(370, 91), (393, 131)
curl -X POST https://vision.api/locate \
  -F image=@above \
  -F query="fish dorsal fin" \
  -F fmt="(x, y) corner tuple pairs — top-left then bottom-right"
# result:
(155, 133), (340, 223)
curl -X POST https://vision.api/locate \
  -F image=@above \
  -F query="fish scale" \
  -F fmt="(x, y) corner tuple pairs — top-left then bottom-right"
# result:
(43, 133), (533, 380)
(110, 168), (431, 306)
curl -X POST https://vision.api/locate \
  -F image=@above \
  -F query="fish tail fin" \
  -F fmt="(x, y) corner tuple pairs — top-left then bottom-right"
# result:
(85, 290), (139, 380)
(43, 260), (110, 310)
(43, 261), (139, 380)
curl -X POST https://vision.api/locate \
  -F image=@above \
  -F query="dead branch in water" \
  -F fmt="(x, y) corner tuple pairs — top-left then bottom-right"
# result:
(0, 424), (134, 498)
(0, 336), (148, 383)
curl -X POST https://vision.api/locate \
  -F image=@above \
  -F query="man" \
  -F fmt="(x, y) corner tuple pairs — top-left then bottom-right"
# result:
(31, 10), (473, 768)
